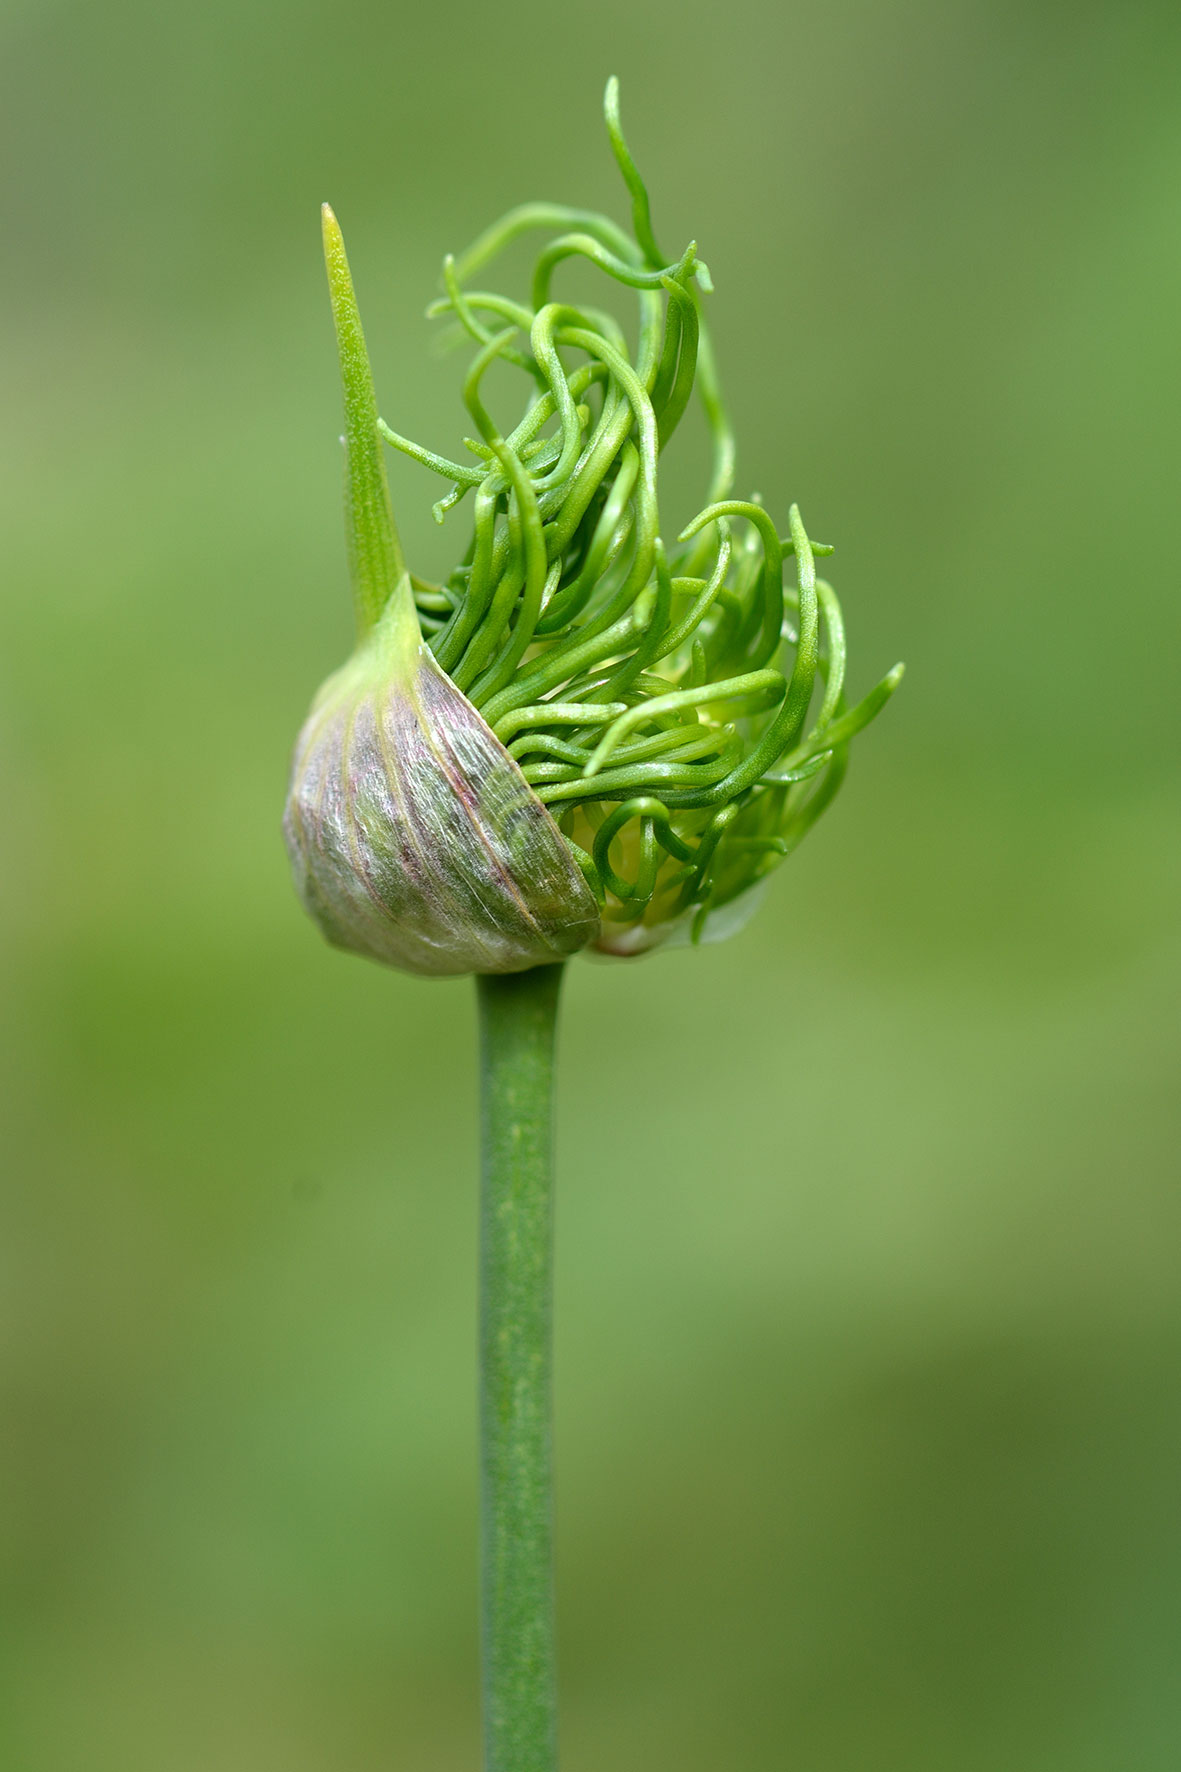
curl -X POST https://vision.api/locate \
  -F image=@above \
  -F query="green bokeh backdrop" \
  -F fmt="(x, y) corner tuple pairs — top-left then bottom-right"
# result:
(2, 1), (1179, 1766)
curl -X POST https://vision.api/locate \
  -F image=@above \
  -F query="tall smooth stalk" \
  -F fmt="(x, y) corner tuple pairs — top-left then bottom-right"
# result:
(477, 962), (563, 1772)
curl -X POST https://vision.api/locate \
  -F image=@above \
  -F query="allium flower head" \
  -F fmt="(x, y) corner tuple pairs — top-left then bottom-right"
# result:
(284, 80), (903, 974)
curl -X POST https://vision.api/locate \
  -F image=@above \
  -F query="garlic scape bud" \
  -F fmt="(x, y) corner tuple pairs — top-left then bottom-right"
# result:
(285, 84), (903, 977)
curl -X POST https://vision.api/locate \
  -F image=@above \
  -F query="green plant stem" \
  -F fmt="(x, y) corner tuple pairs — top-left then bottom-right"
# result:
(477, 962), (564, 1772)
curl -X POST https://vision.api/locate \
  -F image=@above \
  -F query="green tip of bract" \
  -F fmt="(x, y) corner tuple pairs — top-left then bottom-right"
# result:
(321, 201), (411, 641)
(285, 86), (902, 976)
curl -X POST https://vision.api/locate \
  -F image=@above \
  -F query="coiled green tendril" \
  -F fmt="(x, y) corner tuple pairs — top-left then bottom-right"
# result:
(380, 77), (903, 944)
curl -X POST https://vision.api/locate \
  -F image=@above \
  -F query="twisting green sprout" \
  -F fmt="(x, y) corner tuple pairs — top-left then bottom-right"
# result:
(284, 82), (904, 1772)
(284, 78), (903, 972)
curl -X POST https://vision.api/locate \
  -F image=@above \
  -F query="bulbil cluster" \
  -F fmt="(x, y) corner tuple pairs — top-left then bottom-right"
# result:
(284, 80), (902, 975)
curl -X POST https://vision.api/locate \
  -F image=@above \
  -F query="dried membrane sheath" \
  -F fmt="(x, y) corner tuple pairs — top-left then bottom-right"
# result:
(285, 601), (599, 977)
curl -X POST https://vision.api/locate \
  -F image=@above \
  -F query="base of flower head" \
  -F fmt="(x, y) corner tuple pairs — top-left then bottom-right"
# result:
(591, 878), (770, 957)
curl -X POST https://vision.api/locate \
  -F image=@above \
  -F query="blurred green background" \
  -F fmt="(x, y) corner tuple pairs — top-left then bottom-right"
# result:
(2, 0), (1179, 1766)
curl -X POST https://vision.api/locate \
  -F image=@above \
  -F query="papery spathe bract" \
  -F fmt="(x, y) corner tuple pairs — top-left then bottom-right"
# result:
(284, 588), (600, 976)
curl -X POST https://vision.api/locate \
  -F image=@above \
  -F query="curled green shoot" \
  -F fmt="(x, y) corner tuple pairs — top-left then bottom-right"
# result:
(365, 80), (902, 949)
